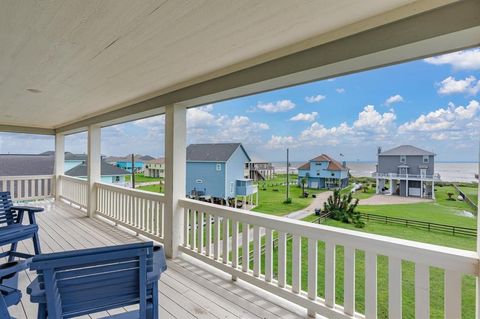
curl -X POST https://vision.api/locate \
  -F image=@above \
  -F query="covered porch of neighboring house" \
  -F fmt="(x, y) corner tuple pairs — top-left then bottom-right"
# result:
(1, 1), (480, 318)
(374, 173), (439, 199)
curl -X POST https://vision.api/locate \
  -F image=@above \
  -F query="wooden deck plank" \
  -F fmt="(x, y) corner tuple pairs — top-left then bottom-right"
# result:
(5, 200), (302, 319)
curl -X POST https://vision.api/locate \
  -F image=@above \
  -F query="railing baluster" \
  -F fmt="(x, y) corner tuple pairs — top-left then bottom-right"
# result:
(325, 241), (335, 308)
(307, 238), (318, 317)
(222, 217), (229, 264)
(343, 246), (355, 316)
(415, 263), (429, 319)
(444, 270), (461, 318)
(183, 209), (189, 247)
(253, 225), (261, 277)
(242, 223), (249, 272)
(264, 228), (273, 282)
(213, 216), (220, 260)
(232, 220), (239, 270)
(205, 213), (212, 257)
(292, 235), (301, 293)
(278, 231), (287, 288)
(191, 210), (197, 251)
(388, 256), (402, 319)
(197, 211), (204, 254)
(365, 251), (377, 319)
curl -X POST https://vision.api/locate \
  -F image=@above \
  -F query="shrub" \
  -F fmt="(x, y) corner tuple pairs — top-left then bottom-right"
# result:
(447, 192), (456, 201)
(324, 190), (364, 228)
(283, 198), (292, 204)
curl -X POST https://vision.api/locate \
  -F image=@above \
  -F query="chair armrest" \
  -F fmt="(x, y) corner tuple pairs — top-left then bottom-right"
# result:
(148, 245), (167, 283)
(27, 277), (46, 303)
(0, 260), (30, 280)
(11, 206), (44, 213)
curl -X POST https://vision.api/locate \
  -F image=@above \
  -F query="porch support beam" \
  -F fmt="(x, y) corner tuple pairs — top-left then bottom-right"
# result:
(164, 104), (187, 258)
(54, 134), (65, 201)
(87, 125), (101, 218)
(0, 124), (55, 135)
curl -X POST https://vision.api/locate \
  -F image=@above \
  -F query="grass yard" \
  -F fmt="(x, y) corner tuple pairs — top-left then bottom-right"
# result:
(341, 184), (376, 200)
(435, 185), (476, 212)
(459, 185), (478, 206)
(252, 174), (325, 216)
(137, 184), (163, 193)
(125, 173), (162, 183)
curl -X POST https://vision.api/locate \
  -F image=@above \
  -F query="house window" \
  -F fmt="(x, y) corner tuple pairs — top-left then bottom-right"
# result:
(115, 176), (120, 182)
(423, 155), (429, 163)
(400, 155), (406, 163)
(216, 164), (222, 171)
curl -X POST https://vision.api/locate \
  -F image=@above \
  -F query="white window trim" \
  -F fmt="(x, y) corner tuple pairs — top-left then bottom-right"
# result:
(216, 163), (222, 171)
(423, 155), (429, 163)
(400, 155), (406, 163)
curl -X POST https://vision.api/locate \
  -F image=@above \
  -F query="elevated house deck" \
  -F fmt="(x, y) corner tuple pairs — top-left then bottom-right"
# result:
(1, 1), (479, 318)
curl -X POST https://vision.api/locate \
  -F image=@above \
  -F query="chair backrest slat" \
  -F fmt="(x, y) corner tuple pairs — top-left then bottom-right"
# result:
(30, 242), (153, 318)
(0, 192), (16, 226)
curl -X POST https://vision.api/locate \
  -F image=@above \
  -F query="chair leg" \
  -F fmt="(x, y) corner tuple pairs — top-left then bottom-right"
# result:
(0, 296), (12, 319)
(32, 233), (41, 255)
(7, 242), (18, 262)
(153, 282), (159, 319)
(37, 303), (47, 319)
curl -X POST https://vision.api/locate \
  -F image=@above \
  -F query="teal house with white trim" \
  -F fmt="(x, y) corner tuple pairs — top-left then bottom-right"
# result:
(297, 154), (349, 189)
(186, 143), (257, 203)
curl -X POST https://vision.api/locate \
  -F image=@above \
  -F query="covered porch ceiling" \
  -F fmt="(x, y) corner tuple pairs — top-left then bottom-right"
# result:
(1, 0), (479, 134)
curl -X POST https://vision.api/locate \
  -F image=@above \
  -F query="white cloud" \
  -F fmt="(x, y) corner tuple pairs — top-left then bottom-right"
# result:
(424, 49), (480, 71)
(437, 76), (480, 95)
(385, 94), (404, 105)
(398, 100), (480, 140)
(305, 95), (326, 103)
(300, 122), (353, 145)
(256, 100), (295, 113)
(336, 88), (346, 94)
(353, 105), (396, 134)
(265, 135), (296, 149)
(290, 112), (318, 122)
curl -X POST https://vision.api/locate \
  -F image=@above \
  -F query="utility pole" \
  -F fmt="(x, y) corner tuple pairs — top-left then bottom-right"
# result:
(286, 148), (289, 201)
(131, 153), (135, 189)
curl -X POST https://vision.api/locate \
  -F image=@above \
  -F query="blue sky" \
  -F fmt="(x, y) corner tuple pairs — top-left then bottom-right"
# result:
(1, 48), (479, 162)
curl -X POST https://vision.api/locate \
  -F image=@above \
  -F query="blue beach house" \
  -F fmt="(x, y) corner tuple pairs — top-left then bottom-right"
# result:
(186, 143), (258, 204)
(297, 154), (349, 189)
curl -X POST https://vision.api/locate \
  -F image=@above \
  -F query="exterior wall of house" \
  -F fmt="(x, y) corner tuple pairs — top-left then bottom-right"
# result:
(298, 161), (349, 189)
(64, 160), (84, 171)
(116, 161), (144, 173)
(75, 175), (126, 184)
(144, 163), (165, 178)
(377, 155), (434, 175)
(226, 147), (250, 198)
(186, 162), (226, 198)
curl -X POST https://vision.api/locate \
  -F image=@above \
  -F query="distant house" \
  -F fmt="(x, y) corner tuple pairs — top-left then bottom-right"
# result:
(297, 154), (349, 189)
(105, 154), (153, 173)
(65, 161), (130, 185)
(0, 154), (129, 186)
(374, 145), (439, 198)
(186, 143), (257, 205)
(39, 151), (86, 171)
(144, 158), (165, 178)
(246, 162), (275, 181)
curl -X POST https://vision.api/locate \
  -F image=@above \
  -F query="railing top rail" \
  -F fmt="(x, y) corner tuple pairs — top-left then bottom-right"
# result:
(0, 175), (55, 180)
(95, 182), (164, 202)
(179, 198), (478, 274)
(59, 175), (88, 183)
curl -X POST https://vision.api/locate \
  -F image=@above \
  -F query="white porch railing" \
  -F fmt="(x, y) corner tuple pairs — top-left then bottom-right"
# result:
(95, 182), (165, 243)
(59, 175), (88, 209)
(372, 172), (441, 181)
(0, 175), (54, 201)
(178, 198), (478, 319)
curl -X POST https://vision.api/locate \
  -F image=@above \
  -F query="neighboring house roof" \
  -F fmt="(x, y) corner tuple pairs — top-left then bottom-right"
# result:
(104, 154), (152, 163)
(297, 154), (347, 171)
(379, 145), (435, 156)
(65, 161), (130, 177)
(186, 143), (251, 162)
(139, 155), (155, 161)
(64, 152), (87, 161)
(0, 155), (54, 176)
(146, 158), (165, 165)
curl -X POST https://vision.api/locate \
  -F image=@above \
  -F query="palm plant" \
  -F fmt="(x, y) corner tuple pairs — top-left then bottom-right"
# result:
(323, 190), (364, 227)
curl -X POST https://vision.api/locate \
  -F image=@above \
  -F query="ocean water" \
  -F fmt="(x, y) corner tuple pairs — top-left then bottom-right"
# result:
(272, 161), (479, 183)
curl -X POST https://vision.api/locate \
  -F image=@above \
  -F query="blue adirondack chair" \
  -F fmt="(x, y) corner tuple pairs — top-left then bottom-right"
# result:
(0, 192), (43, 261)
(27, 242), (167, 319)
(0, 260), (30, 319)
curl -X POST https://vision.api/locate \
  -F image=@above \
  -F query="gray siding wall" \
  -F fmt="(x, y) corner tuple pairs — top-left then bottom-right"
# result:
(377, 155), (434, 175)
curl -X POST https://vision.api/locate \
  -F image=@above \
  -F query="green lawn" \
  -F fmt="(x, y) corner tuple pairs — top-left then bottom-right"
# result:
(137, 184), (163, 193)
(341, 184), (376, 200)
(435, 185), (476, 212)
(459, 186), (478, 206)
(252, 174), (325, 216)
(125, 173), (162, 183)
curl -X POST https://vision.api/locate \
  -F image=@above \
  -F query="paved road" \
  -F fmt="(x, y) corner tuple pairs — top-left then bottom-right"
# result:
(283, 191), (333, 220)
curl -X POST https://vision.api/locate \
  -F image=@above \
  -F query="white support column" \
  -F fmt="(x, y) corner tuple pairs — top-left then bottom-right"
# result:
(476, 142), (480, 319)
(87, 125), (101, 218)
(406, 179), (409, 197)
(420, 180), (423, 198)
(432, 181), (435, 199)
(54, 134), (65, 201)
(164, 104), (187, 259)
(389, 179), (393, 195)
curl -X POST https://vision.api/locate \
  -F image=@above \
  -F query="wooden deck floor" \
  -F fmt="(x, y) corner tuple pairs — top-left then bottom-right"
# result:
(8, 200), (305, 319)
